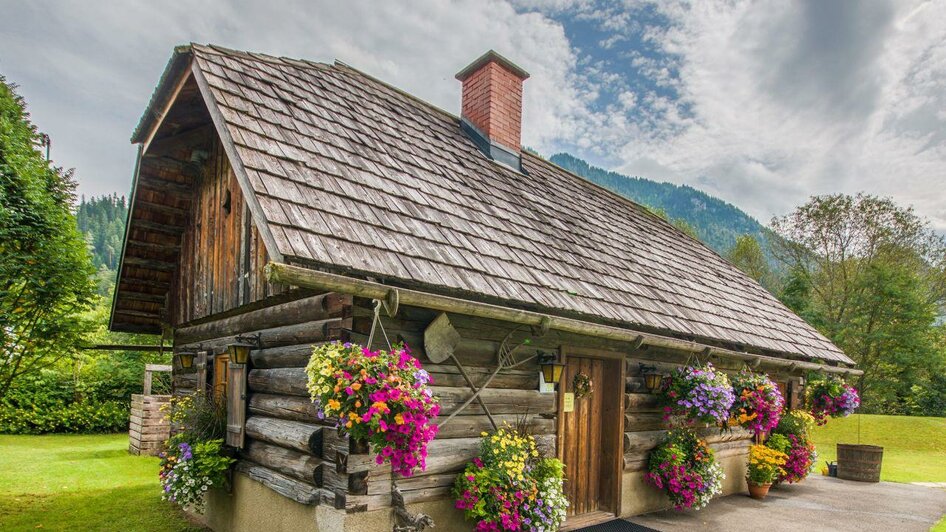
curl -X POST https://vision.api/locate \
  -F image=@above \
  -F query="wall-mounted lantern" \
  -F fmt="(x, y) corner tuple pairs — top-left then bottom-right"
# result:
(177, 349), (197, 369)
(639, 363), (663, 393)
(227, 333), (260, 365)
(538, 351), (565, 387)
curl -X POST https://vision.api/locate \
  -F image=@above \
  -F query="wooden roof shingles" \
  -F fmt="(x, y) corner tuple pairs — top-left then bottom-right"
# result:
(176, 44), (850, 364)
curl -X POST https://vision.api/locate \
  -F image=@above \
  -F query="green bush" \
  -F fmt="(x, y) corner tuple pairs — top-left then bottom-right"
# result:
(0, 400), (128, 434)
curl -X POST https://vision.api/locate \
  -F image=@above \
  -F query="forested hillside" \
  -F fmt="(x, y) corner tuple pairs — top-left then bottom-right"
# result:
(76, 194), (127, 271)
(550, 153), (769, 255)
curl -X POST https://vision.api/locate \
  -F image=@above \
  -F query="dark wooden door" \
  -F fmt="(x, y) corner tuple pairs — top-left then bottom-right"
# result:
(559, 355), (622, 517)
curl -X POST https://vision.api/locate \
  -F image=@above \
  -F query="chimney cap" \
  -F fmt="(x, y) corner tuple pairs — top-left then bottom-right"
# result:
(455, 50), (530, 82)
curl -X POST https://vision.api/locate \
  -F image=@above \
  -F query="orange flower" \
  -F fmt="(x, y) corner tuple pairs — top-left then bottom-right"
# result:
(351, 382), (362, 391)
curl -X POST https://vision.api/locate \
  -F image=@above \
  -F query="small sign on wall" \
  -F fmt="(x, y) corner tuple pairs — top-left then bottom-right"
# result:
(538, 371), (555, 393)
(563, 392), (575, 413)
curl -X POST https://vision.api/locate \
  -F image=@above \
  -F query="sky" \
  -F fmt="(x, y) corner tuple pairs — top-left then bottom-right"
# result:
(1, 0), (945, 229)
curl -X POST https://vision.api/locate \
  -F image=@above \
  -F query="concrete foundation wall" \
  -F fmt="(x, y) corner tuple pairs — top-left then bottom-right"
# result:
(202, 451), (749, 532)
(620, 450), (749, 517)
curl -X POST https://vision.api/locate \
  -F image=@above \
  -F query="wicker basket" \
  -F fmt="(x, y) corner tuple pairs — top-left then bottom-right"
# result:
(836, 444), (883, 482)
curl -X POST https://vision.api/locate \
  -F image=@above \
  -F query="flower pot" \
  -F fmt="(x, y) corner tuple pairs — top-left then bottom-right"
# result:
(837, 444), (883, 483)
(747, 481), (772, 500)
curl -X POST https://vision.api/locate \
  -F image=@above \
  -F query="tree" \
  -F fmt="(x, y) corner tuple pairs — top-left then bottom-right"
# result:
(726, 234), (776, 291)
(0, 78), (96, 401)
(770, 194), (946, 412)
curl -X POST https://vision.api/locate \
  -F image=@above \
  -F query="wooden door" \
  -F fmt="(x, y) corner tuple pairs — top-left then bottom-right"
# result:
(213, 354), (230, 403)
(559, 355), (623, 517)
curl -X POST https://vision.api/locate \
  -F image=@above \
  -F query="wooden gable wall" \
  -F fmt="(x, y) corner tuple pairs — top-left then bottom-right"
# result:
(169, 134), (283, 327)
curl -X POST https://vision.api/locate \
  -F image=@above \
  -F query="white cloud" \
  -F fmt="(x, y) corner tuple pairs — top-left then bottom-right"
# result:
(585, 0), (946, 229)
(0, 0), (585, 198)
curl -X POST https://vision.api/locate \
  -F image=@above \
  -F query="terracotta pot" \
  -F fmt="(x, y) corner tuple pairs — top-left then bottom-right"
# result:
(747, 481), (772, 500)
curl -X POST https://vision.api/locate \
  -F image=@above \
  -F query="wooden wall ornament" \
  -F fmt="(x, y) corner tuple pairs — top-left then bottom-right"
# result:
(196, 350), (208, 394)
(423, 313), (461, 364)
(226, 362), (247, 448)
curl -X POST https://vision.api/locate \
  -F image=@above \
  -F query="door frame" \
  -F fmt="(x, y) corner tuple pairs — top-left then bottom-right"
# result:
(556, 346), (626, 522)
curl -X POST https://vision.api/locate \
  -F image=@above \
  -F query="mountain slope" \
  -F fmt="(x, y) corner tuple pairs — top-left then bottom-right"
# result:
(550, 153), (768, 255)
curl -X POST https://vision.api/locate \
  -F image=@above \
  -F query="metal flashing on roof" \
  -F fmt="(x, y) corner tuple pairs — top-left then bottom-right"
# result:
(460, 118), (524, 172)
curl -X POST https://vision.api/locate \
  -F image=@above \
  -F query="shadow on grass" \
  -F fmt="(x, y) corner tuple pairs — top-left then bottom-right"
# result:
(0, 483), (204, 532)
(58, 448), (133, 461)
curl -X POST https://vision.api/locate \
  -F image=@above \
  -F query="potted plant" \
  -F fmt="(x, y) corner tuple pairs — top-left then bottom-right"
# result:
(746, 444), (787, 500)
(454, 427), (568, 531)
(766, 411), (818, 484)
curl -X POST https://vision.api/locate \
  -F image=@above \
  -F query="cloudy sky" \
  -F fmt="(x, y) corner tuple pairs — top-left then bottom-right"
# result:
(2, 0), (945, 228)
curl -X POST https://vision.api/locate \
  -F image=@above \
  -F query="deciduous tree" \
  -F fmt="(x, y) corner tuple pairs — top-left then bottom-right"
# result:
(0, 78), (95, 401)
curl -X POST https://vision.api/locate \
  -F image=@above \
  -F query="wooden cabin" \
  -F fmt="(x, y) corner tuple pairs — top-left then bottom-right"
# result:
(110, 44), (857, 531)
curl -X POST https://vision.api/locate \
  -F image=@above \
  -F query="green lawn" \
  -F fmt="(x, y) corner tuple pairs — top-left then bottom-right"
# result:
(0, 434), (201, 531)
(810, 414), (946, 483)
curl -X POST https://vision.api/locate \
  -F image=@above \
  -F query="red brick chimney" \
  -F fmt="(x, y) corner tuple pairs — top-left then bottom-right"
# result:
(455, 50), (530, 170)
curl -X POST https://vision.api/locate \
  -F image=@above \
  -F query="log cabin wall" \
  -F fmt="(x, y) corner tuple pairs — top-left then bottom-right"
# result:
(171, 288), (801, 516)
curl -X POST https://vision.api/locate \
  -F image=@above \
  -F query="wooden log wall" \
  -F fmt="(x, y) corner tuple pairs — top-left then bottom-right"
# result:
(621, 359), (753, 472)
(170, 292), (794, 514)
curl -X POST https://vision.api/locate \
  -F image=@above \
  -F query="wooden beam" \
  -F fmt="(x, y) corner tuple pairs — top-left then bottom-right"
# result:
(141, 68), (196, 154)
(144, 123), (212, 156)
(113, 309), (163, 320)
(120, 291), (167, 304)
(132, 219), (186, 235)
(137, 199), (189, 218)
(137, 176), (193, 196)
(126, 239), (182, 252)
(123, 256), (178, 272)
(266, 262), (862, 376)
(80, 344), (167, 352)
(119, 277), (172, 289)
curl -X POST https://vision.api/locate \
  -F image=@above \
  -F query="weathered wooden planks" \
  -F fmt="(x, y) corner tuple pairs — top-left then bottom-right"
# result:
(244, 415), (323, 455)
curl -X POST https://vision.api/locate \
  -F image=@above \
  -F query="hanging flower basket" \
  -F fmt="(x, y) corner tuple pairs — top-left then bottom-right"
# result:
(657, 364), (735, 426)
(305, 341), (440, 477)
(454, 428), (568, 531)
(807, 375), (860, 425)
(645, 429), (725, 510)
(728, 369), (784, 436)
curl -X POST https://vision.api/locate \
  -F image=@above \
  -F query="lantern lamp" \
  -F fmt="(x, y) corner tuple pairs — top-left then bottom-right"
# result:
(228, 333), (260, 365)
(538, 352), (566, 386)
(640, 364), (663, 393)
(177, 349), (196, 370)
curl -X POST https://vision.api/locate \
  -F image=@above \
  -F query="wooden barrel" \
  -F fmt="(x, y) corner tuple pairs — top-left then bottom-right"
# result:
(836, 444), (883, 482)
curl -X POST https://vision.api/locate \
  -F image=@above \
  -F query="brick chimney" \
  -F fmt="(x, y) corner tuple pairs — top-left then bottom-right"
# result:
(455, 50), (530, 171)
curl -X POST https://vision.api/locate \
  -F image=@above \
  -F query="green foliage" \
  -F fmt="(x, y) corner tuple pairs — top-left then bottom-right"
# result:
(531, 456), (565, 483)
(0, 78), (96, 401)
(165, 393), (228, 444)
(765, 433), (791, 454)
(0, 293), (168, 434)
(551, 153), (772, 255)
(0, 400), (127, 434)
(76, 193), (127, 272)
(773, 410), (816, 439)
(726, 234), (777, 291)
(771, 193), (946, 414)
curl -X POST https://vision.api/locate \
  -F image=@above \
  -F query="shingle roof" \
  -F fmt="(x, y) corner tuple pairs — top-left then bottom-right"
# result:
(175, 44), (850, 364)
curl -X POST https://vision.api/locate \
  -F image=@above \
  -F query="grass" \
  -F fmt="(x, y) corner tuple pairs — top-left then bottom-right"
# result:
(810, 413), (946, 483)
(0, 433), (202, 531)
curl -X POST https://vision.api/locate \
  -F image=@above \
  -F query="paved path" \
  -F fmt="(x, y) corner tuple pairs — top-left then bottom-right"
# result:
(631, 476), (946, 532)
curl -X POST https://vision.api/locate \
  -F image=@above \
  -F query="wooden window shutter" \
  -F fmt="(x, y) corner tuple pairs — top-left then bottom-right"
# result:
(226, 362), (247, 448)
(196, 351), (208, 395)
